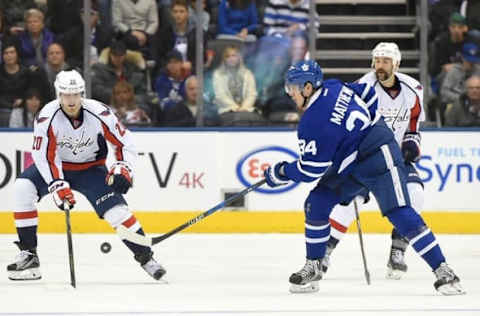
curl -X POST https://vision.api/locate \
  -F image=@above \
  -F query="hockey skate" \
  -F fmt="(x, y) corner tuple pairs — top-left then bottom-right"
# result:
(135, 251), (166, 280)
(289, 259), (322, 293)
(386, 247), (408, 280)
(7, 242), (41, 281)
(433, 263), (465, 295)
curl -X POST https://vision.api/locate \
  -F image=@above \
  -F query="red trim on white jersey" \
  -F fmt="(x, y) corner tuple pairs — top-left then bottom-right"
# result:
(409, 96), (421, 133)
(101, 122), (124, 161)
(62, 159), (106, 171)
(47, 126), (60, 179)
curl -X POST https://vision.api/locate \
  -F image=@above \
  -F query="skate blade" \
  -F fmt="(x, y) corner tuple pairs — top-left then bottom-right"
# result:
(437, 282), (466, 296)
(8, 268), (42, 281)
(289, 281), (319, 293)
(386, 267), (405, 280)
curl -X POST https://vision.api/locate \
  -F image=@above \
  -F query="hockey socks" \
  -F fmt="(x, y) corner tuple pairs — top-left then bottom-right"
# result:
(387, 207), (445, 270)
(14, 210), (39, 250)
(305, 219), (330, 260)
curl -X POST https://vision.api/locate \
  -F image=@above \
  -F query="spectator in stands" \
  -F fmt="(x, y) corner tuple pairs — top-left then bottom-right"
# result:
(217, 0), (258, 42)
(44, 43), (69, 91)
(0, 8), (7, 63)
(55, 3), (112, 69)
(188, 0), (210, 32)
(154, 0), (213, 74)
(163, 75), (219, 126)
(213, 46), (263, 126)
(0, 42), (50, 126)
(18, 8), (55, 67)
(290, 32), (309, 64)
(0, 0), (38, 36)
(428, 0), (463, 41)
(111, 80), (151, 127)
(263, 0), (311, 37)
(112, 0), (158, 54)
(9, 88), (43, 128)
(440, 42), (480, 105)
(91, 40), (146, 104)
(154, 49), (185, 111)
(445, 74), (480, 126)
(430, 13), (469, 80)
(46, 0), (82, 37)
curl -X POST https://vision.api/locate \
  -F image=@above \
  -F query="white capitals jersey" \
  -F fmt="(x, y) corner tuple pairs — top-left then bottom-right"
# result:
(32, 98), (136, 185)
(358, 71), (425, 145)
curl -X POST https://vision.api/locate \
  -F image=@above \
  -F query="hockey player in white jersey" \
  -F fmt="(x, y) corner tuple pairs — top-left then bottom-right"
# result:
(323, 42), (425, 280)
(7, 70), (166, 281)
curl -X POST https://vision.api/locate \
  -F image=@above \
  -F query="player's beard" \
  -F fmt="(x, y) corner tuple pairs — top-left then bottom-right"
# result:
(375, 69), (391, 81)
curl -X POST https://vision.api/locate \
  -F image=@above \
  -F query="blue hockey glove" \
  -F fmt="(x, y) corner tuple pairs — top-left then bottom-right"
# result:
(401, 132), (421, 163)
(106, 161), (133, 194)
(264, 162), (290, 187)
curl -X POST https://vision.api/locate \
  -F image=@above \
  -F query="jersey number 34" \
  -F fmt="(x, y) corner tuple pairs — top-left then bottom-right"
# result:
(298, 139), (317, 155)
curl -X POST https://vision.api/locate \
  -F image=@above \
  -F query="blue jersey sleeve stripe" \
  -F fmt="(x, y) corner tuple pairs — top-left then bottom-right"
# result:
(299, 157), (332, 167)
(297, 161), (326, 178)
(360, 84), (371, 100)
(366, 94), (378, 107)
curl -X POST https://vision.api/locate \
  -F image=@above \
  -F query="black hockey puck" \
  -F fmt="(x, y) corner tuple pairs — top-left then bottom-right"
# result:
(100, 242), (112, 253)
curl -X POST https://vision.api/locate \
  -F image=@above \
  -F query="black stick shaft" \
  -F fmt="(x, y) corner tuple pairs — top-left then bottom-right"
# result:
(354, 200), (371, 285)
(151, 179), (266, 245)
(65, 207), (76, 288)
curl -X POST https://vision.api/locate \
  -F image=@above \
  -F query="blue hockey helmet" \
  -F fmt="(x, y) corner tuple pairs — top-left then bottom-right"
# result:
(285, 60), (324, 94)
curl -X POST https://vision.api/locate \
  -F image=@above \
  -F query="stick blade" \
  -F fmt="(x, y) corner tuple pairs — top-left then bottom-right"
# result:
(117, 225), (153, 247)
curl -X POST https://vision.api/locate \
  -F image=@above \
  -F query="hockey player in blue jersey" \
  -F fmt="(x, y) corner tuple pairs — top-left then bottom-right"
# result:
(263, 60), (465, 295)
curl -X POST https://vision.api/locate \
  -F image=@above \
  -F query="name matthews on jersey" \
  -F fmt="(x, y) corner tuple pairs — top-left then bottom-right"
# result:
(330, 86), (354, 126)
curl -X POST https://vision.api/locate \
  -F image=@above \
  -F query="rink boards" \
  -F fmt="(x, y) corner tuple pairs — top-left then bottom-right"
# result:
(0, 129), (479, 233)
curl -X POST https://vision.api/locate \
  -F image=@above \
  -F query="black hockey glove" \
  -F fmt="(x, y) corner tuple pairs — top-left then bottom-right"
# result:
(106, 161), (133, 194)
(401, 132), (421, 163)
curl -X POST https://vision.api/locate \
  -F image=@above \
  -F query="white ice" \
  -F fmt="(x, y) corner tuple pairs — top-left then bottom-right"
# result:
(0, 233), (479, 316)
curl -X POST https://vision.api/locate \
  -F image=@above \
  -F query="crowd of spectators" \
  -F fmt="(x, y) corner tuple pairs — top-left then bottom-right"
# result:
(428, 0), (480, 127)
(1, 0), (479, 128)
(0, 0), (316, 128)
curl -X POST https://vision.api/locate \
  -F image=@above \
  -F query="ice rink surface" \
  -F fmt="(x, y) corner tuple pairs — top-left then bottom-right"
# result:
(0, 233), (478, 316)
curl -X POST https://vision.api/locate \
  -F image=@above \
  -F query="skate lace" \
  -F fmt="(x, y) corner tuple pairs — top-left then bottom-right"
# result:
(435, 263), (455, 281)
(14, 251), (32, 264)
(142, 258), (163, 274)
(297, 260), (317, 278)
(390, 248), (404, 264)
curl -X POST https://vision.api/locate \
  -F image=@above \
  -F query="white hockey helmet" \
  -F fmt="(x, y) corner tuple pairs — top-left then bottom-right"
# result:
(54, 70), (85, 98)
(371, 42), (402, 71)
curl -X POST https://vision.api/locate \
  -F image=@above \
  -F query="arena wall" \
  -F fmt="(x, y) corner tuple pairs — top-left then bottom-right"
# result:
(0, 129), (478, 233)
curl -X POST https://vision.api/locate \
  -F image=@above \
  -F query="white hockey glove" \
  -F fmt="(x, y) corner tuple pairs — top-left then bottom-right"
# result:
(48, 180), (76, 211)
(264, 161), (290, 187)
(106, 161), (133, 194)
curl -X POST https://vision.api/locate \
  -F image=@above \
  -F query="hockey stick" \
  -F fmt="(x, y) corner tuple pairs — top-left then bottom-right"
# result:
(118, 179), (267, 247)
(353, 200), (371, 285)
(64, 204), (76, 288)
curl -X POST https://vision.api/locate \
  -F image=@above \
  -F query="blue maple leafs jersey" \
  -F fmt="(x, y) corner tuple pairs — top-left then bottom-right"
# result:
(284, 79), (380, 184)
